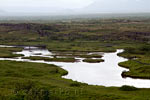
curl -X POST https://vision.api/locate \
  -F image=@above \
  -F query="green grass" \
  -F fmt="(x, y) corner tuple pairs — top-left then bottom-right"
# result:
(23, 56), (78, 62)
(76, 54), (103, 58)
(1, 41), (117, 52)
(117, 45), (150, 79)
(0, 60), (150, 100)
(83, 58), (104, 63)
(119, 60), (150, 79)
(0, 47), (23, 58)
(52, 53), (103, 59)
(46, 41), (116, 52)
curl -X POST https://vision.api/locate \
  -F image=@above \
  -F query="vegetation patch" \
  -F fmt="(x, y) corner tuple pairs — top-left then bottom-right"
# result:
(1, 19), (150, 99)
(119, 60), (150, 79)
(76, 54), (103, 58)
(23, 56), (78, 62)
(0, 60), (69, 99)
(119, 85), (138, 91)
(52, 53), (103, 59)
(83, 58), (104, 63)
(70, 82), (81, 87)
(117, 45), (150, 59)
(117, 44), (150, 79)
(12, 81), (50, 100)
(0, 47), (23, 58)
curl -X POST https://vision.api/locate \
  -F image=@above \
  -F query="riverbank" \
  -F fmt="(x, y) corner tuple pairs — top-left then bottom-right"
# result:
(1, 46), (150, 88)
(0, 60), (150, 100)
(118, 45), (150, 79)
(0, 47), (23, 58)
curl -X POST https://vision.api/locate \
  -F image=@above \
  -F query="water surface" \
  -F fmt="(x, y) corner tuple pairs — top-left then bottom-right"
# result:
(1, 46), (150, 88)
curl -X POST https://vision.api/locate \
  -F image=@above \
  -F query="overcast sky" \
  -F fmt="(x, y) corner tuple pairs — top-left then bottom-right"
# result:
(0, 0), (93, 12)
(0, 0), (150, 15)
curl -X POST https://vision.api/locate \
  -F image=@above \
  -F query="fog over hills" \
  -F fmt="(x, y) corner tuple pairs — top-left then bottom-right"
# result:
(0, 9), (5, 15)
(0, 0), (150, 16)
(79, 0), (150, 13)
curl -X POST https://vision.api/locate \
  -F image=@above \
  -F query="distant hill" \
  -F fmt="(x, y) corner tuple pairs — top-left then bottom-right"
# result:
(80, 0), (150, 13)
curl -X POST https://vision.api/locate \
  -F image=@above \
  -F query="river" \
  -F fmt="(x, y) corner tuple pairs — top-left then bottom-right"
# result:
(0, 45), (150, 88)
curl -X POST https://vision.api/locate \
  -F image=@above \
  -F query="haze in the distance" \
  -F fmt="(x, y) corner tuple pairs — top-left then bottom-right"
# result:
(0, 0), (150, 16)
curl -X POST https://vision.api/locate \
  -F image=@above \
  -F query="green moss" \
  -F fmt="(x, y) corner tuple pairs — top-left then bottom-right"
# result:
(83, 58), (104, 63)
(23, 56), (78, 62)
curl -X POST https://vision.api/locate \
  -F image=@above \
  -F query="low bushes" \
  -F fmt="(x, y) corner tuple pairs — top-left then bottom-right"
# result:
(119, 85), (138, 91)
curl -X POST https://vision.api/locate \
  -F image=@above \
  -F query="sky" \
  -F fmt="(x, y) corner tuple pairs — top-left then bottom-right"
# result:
(0, 0), (93, 12)
(83, 0), (150, 13)
(0, 0), (150, 15)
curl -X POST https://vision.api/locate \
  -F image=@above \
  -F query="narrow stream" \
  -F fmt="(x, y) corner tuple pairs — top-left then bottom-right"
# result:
(1, 45), (150, 88)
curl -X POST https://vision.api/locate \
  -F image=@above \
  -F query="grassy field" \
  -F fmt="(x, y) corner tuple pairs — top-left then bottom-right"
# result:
(118, 44), (150, 79)
(119, 60), (150, 79)
(0, 47), (23, 58)
(0, 60), (150, 100)
(23, 56), (78, 62)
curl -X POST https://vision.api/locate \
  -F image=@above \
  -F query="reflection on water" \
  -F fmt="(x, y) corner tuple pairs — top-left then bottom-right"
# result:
(0, 45), (150, 88)
(15, 49), (53, 58)
(0, 45), (15, 48)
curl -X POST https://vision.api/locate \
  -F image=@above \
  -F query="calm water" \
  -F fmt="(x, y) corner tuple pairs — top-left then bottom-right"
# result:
(1, 45), (150, 88)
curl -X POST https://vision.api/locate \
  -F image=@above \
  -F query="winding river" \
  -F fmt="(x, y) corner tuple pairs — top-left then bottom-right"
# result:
(1, 45), (150, 88)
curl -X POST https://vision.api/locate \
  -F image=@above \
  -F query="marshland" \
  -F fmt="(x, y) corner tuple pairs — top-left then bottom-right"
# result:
(1, 17), (150, 100)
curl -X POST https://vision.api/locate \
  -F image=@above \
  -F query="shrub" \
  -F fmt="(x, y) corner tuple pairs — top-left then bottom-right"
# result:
(124, 47), (135, 54)
(119, 85), (138, 91)
(26, 87), (50, 100)
(12, 91), (26, 100)
(70, 82), (81, 87)
(139, 45), (150, 52)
